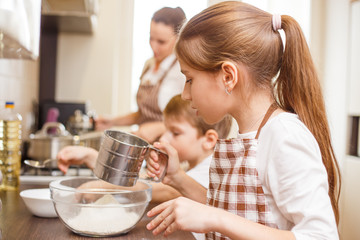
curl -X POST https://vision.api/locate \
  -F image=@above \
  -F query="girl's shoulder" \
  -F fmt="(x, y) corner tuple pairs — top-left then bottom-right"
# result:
(263, 112), (310, 135)
(260, 112), (318, 147)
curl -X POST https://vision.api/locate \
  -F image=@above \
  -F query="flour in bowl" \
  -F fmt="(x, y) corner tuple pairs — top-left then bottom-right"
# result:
(66, 194), (142, 235)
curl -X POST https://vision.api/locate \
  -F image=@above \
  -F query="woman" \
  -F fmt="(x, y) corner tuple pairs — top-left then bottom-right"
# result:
(146, 1), (341, 239)
(96, 7), (186, 143)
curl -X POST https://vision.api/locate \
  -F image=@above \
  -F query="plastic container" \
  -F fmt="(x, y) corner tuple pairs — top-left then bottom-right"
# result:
(0, 101), (22, 190)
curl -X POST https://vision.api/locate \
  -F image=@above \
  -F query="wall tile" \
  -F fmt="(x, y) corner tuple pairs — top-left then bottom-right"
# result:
(0, 59), (39, 140)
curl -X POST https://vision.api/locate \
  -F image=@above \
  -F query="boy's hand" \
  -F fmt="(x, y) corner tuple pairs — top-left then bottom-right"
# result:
(57, 146), (98, 174)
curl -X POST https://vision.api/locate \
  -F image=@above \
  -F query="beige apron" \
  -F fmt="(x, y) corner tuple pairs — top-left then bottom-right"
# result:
(206, 103), (278, 240)
(136, 59), (177, 124)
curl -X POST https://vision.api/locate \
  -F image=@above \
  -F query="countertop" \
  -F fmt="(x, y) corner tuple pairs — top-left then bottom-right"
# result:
(0, 183), (195, 240)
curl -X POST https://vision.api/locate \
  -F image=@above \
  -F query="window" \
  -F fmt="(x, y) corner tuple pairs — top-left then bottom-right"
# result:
(243, 0), (311, 42)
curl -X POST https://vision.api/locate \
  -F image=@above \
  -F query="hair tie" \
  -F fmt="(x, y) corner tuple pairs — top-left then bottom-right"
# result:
(272, 14), (282, 31)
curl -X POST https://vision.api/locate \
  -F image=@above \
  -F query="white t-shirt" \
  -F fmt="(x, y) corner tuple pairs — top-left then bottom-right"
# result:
(141, 54), (185, 111)
(186, 155), (212, 189)
(238, 112), (338, 240)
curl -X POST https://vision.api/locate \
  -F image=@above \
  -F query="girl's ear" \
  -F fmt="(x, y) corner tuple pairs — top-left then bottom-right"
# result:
(221, 61), (238, 94)
(202, 129), (218, 150)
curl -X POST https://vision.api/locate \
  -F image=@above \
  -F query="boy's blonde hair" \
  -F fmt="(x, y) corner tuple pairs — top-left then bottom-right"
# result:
(164, 94), (232, 139)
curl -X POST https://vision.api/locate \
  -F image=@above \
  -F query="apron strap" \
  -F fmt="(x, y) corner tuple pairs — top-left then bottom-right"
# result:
(157, 58), (177, 85)
(139, 58), (177, 84)
(255, 102), (278, 139)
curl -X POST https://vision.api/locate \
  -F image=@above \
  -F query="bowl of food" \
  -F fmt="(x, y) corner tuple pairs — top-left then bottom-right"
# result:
(49, 177), (152, 237)
(20, 188), (58, 218)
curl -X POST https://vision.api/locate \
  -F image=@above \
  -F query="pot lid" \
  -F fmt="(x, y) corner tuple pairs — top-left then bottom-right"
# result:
(30, 122), (73, 140)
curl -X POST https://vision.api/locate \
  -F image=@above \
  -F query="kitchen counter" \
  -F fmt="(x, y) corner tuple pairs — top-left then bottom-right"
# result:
(0, 183), (195, 240)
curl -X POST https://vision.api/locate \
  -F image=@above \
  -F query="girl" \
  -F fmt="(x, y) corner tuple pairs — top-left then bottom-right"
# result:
(146, 1), (341, 239)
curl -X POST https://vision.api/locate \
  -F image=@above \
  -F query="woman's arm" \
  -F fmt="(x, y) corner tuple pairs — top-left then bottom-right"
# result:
(95, 111), (140, 131)
(132, 121), (166, 143)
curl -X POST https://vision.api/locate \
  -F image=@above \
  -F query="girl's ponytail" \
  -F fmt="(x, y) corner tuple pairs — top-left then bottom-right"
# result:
(274, 15), (341, 225)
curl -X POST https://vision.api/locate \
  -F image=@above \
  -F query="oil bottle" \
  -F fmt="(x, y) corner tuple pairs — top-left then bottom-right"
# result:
(0, 101), (22, 191)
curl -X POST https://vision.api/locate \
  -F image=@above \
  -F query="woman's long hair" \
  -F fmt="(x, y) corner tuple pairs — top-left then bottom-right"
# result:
(175, 1), (341, 224)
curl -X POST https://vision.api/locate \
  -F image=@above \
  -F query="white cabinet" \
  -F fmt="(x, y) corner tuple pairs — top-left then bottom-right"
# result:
(348, 2), (360, 115)
(339, 2), (360, 239)
(340, 156), (360, 240)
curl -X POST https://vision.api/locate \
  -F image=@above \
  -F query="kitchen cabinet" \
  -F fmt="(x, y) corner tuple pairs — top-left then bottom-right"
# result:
(41, 0), (99, 34)
(340, 156), (360, 239)
(339, 1), (360, 239)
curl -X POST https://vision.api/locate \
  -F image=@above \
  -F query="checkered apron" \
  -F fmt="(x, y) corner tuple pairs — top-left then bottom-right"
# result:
(206, 103), (278, 240)
(136, 59), (177, 124)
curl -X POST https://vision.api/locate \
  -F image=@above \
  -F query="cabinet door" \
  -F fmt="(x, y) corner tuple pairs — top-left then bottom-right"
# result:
(340, 156), (360, 239)
(348, 2), (360, 115)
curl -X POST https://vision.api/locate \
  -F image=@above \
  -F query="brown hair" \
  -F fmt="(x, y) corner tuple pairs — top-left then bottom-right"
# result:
(152, 7), (186, 34)
(175, 1), (341, 224)
(164, 94), (232, 139)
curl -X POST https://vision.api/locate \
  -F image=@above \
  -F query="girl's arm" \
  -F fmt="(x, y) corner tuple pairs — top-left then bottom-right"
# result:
(150, 182), (182, 203)
(147, 141), (207, 203)
(147, 197), (295, 240)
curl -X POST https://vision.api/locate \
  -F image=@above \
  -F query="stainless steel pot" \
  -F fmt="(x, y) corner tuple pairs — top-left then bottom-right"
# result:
(27, 122), (75, 167)
(93, 130), (168, 187)
(78, 131), (103, 151)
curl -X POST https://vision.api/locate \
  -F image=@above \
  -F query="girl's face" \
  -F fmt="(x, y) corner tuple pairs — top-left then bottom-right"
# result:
(180, 60), (229, 125)
(149, 21), (177, 63)
(160, 117), (205, 163)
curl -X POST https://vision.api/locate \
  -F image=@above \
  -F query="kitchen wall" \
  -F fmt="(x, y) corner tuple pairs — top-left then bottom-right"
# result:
(0, 59), (38, 139)
(0, 1), (358, 236)
(55, 0), (134, 118)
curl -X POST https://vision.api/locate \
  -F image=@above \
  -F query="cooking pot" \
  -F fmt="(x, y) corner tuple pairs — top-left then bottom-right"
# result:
(78, 131), (103, 151)
(27, 122), (75, 167)
(94, 130), (168, 187)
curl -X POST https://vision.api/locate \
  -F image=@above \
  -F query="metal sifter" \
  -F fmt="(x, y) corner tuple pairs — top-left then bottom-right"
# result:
(93, 130), (168, 187)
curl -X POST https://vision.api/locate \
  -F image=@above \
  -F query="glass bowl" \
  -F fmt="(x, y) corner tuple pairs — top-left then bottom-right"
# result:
(49, 177), (152, 237)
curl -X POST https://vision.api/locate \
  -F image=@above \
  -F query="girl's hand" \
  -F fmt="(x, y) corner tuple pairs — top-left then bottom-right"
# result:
(56, 146), (98, 174)
(146, 197), (214, 236)
(146, 141), (181, 184)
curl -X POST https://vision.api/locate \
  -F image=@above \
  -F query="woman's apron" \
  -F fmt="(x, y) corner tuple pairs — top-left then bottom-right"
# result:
(206, 103), (279, 240)
(136, 59), (177, 124)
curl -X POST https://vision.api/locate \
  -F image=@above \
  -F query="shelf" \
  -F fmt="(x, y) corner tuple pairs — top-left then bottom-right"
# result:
(41, 0), (99, 34)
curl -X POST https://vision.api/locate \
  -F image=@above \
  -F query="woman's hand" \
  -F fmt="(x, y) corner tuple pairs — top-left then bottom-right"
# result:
(132, 121), (166, 143)
(146, 197), (214, 237)
(56, 146), (98, 174)
(95, 116), (113, 131)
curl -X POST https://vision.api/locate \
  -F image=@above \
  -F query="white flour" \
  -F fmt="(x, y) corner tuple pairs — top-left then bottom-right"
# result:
(66, 194), (141, 235)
